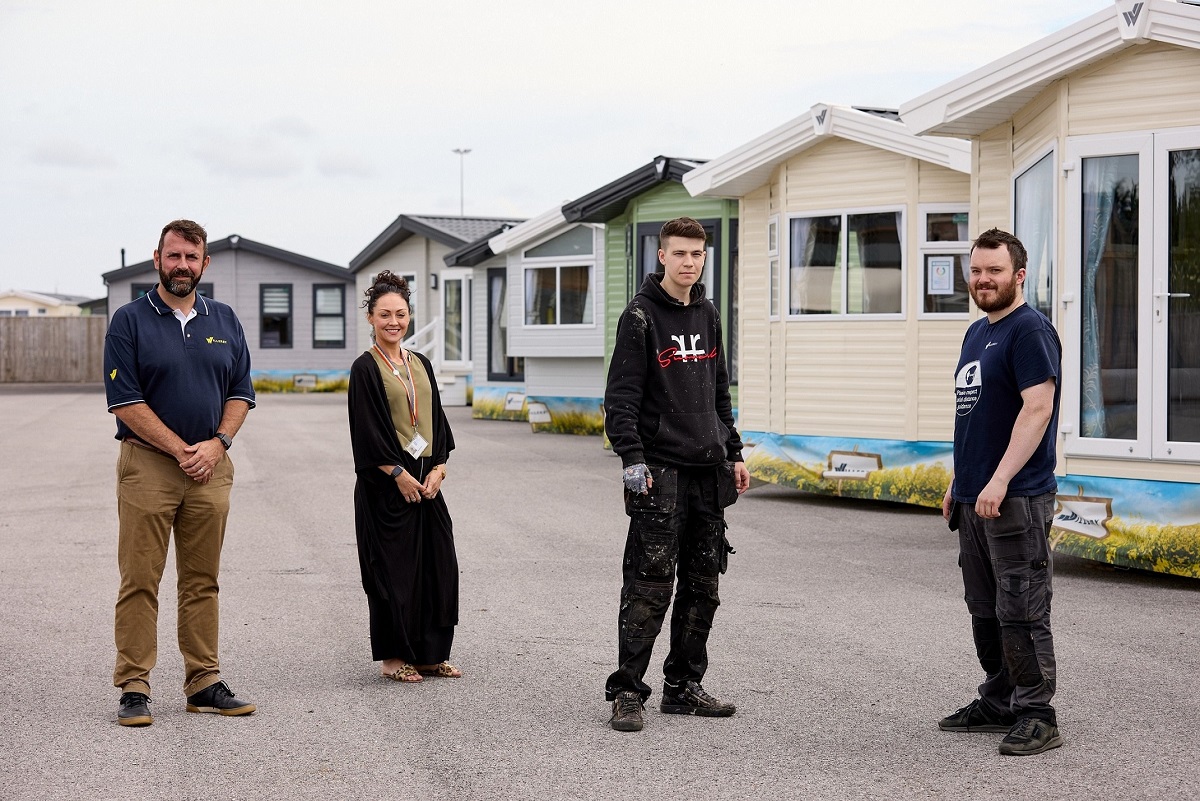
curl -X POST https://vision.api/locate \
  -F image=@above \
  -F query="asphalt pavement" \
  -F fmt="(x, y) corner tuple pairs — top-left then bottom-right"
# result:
(1, 386), (1198, 800)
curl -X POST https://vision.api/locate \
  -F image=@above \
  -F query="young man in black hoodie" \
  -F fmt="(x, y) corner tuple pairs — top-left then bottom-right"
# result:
(603, 216), (750, 732)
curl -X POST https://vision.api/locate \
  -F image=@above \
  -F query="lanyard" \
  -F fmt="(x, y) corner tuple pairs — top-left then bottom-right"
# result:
(374, 344), (419, 427)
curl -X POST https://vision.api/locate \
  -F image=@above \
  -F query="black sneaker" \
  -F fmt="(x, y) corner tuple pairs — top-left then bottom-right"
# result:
(660, 681), (736, 717)
(117, 692), (152, 727)
(938, 698), (1015, 732)
(999, 716), (1063, 756)
(610, 691), (644, 732)
(185, 680), (256, 716)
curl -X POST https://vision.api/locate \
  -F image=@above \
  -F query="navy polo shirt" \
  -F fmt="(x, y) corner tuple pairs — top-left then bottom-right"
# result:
(104, 286), (255, 444)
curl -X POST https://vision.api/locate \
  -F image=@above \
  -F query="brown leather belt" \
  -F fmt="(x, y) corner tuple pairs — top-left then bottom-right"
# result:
(123, 437), (169, 456)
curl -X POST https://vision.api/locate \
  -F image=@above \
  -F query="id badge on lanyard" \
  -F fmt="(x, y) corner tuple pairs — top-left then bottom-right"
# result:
(405, 431), (429, 457)
(376, 344), (428, 457)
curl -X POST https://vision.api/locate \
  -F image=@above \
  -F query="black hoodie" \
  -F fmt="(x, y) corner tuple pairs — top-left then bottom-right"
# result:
(604, 274), (743, 469)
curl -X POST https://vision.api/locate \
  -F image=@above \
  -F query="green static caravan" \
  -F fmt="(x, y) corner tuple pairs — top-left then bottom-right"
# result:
(684, 102), (974, 538)
(485, 156), (738, 436)
(560, 159), (740, 410)
(899, 0), (1200, 578)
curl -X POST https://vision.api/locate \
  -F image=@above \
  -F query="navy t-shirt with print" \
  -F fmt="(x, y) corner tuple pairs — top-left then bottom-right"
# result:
(951, 303), (1062, 503)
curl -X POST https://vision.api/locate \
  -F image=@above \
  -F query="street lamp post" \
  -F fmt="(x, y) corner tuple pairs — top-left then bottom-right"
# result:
(452, 148), (471, 216)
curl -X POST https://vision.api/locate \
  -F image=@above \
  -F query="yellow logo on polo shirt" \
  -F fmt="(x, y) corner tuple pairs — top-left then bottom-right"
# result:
(205, 336), (229, 345)
(109, 369), (117, 380)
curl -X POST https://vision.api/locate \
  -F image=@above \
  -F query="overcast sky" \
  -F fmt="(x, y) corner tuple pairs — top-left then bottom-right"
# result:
(0, 0), (1109, 298)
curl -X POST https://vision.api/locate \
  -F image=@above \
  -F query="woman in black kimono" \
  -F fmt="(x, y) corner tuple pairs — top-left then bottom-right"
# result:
(347, 270), (460, 683)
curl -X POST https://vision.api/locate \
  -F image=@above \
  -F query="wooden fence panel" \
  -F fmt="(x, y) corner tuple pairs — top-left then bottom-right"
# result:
(0, 317), (106, 382)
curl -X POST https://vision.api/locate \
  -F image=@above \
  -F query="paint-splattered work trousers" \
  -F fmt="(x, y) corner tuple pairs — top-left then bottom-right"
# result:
(605, 464), (734, 703)
(955, 492), (1058, 723)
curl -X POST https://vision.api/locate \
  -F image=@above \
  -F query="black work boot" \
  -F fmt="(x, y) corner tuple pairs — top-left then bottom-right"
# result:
(938, 698), (1015, 732)
(660, 681), (736, 717)
(185, 680), (256, 716)
(117, 692), (152, 727)
(999, 717), (1063, 756)
(610, 691), (644, 732)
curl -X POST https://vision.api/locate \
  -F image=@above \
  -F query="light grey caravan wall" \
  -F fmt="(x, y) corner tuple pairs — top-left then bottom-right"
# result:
(0, 317), (105, 382)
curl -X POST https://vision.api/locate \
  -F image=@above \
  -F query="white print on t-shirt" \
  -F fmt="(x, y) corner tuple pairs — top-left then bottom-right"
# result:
(955, 360), (982, 416)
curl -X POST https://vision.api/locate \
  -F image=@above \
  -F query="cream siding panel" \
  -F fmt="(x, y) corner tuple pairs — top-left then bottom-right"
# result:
(974, 126), (1013, 233)
(1069, 43), (1200, 136)
(917, 162), (970, 204)
(782, 322), (908, 438)
(739, 188), (770, 432)
(1061, 456), (1200, 484)
(1011, 83), (1061, 171)
(916, 322), (967, 441)
(784, 139), (908, 211)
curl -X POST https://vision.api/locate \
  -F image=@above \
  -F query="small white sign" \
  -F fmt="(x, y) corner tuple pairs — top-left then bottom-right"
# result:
(504, 391), (526, 411)
(1053, 495), (1113, 539)
(293, 374), (318, 388)
(822, 450), (883, 481)
(928, 256), (954, 295)
(526, 402), (552, 424)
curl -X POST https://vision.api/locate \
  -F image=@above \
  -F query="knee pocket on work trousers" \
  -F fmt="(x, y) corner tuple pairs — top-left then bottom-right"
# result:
(623, 581), (673, 631)
(630, 528), (678, 583)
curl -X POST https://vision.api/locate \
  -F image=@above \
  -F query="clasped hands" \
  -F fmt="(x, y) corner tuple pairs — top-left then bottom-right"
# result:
(179, 438), (224, 483)
(396, 467), (444, 503)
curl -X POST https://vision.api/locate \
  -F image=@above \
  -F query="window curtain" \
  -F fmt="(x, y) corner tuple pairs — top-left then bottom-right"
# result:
(1016, 155), (1054, 317)
(490, 273), (506, 374)
(1081, 159), (1121, 438)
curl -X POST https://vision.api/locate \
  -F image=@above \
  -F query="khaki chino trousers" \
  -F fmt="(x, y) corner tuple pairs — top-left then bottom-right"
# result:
(114, 441), (233, 697)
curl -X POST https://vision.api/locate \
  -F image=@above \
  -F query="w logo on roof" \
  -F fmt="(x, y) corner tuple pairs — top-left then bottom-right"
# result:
(1122, 1), (1143, 27)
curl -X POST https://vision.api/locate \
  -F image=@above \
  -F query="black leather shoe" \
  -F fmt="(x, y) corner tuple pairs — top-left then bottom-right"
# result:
(185, 680), (256, 716)
(118, 692), (152, 726)
(938, 698), (1015, 732)
(660, 681), (736, 717)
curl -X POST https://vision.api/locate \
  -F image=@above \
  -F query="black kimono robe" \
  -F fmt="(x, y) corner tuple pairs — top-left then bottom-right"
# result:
(347, 349), (458, 663)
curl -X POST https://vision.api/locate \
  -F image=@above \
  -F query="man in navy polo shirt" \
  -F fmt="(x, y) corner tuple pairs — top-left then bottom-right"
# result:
(104, 219), (256, 726)
(940, 228), (1063, 756)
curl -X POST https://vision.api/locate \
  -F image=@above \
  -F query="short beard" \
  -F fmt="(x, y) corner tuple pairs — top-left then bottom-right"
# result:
(970, 281), (1019, 313)
(158, 268), (198, 299)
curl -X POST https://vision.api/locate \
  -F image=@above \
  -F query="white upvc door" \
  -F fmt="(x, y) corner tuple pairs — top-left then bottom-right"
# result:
(1063, 128), (1200, 463)
(1152, 128), (1200, 462)
(440, 268), (471, 371)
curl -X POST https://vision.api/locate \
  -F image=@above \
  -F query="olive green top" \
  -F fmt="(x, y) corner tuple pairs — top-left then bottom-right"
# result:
(370, 348), (434, 459)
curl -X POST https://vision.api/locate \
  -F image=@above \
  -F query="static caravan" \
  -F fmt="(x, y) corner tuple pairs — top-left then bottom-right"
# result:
(487, 208), (607, 434)
(560, 156), (740, 405)
(443, 223), (527, 421)
(350, 214), (522, 406)
(901, 0), (1200, 577)
(102, 235), (356, 391)
(684, 104), (971, 509)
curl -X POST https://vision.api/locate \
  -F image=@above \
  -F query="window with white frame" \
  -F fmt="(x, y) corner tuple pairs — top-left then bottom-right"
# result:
(919, 206), (971, 315)
(768, 216), (780, 319)
(1014, 150), (1056, 320)
(788, 209), (904, 316)
(522, 227), (595, 327)
(312, 284), (345, 348)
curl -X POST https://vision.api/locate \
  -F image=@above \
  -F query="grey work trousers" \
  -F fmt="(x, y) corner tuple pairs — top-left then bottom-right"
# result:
(955, 491), (1058, 724)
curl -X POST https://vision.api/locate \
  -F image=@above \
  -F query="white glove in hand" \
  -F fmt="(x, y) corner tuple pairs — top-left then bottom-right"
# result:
(623, 463), (651, 494)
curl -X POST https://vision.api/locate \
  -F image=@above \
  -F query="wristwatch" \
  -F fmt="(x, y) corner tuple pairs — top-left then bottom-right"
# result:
(389, 465), (405, 478)
(215, 432), (232, 450)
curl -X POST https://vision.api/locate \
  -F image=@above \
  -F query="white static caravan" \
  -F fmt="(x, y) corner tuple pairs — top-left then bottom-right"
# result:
(487, 208), (607, 435)
(900, 0), (1200, 578)
(683, 104), (971, 512)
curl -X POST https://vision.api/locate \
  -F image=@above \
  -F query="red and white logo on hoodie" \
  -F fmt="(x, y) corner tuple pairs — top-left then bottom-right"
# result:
(657, 332), (718, 368)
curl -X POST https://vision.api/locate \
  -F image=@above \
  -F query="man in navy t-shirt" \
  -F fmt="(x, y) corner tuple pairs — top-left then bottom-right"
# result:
(940, 228), (1063, 756)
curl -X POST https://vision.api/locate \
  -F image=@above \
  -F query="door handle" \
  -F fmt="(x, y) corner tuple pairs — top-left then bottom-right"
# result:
(1153, 292), (1190, 298)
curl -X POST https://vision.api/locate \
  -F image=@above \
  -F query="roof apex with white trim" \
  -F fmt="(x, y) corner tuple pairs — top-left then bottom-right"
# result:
(488, 205), (570, 254)
(682, 103), (970, 198)
(900, 0), (1200, 137)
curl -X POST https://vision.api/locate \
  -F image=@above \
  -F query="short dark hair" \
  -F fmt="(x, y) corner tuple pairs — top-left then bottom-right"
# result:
(362, 269), (411, 314)
(971, 228), (1027, 275)
(659, 217), (706, 250)
(157, 219), (208, 259)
